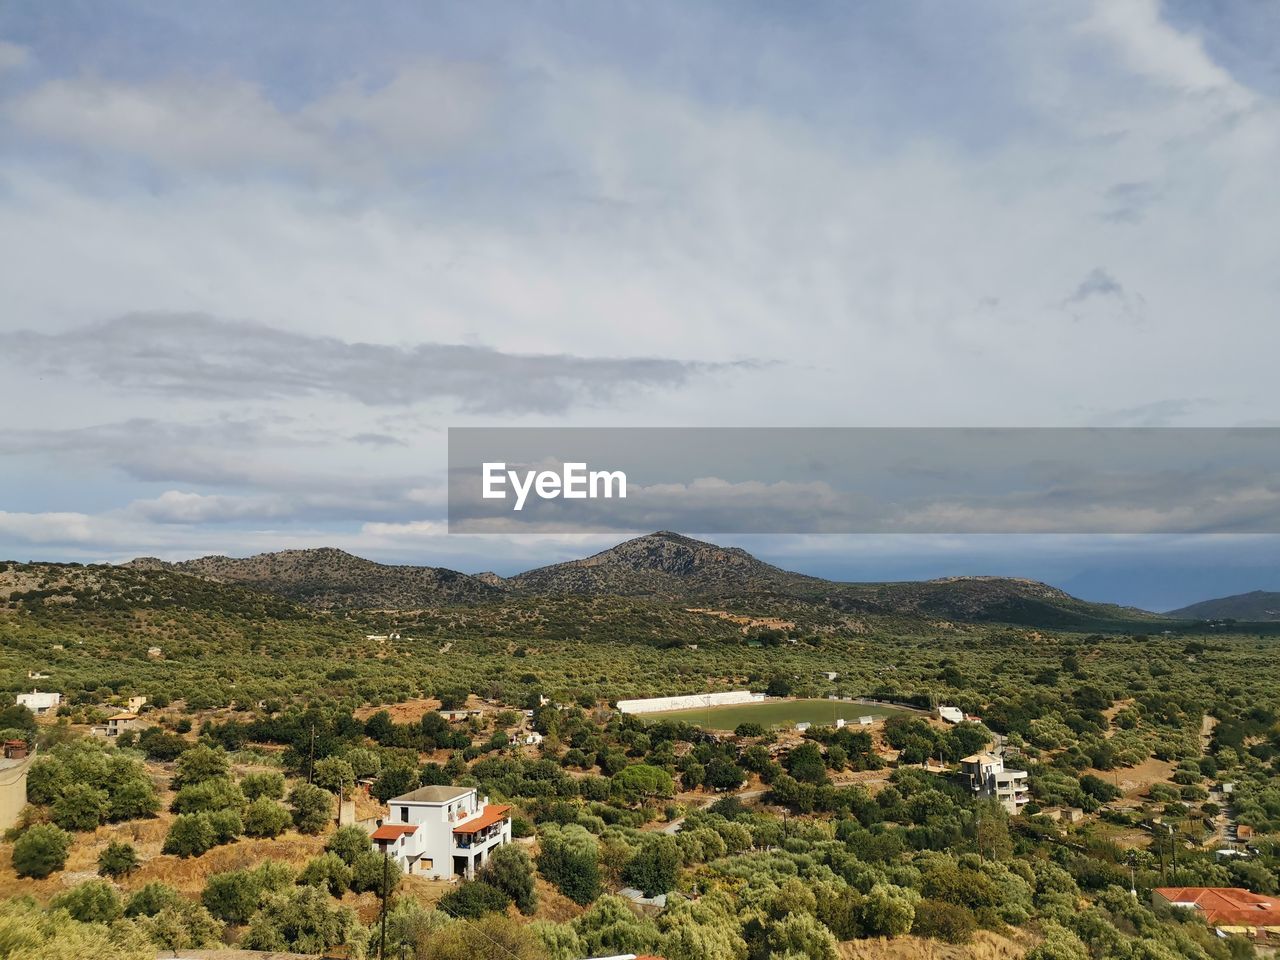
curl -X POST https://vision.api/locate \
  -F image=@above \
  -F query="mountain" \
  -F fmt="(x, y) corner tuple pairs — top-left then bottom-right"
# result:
(125, 547), (501, 610)
(1166, 590), (1280, 622)
(120, 532), (1164, 628)
(507, 531), (823, 597)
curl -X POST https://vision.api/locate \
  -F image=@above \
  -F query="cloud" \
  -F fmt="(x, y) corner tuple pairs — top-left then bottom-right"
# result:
(0, 313), (751, 414)
(2, 61), (494, 176)
(0, 41), (29, 72)
(1066, 267), (1126, 303)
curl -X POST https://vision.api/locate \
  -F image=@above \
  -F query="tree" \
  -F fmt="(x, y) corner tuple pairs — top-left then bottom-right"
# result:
(201, 869), (263, 924)
(241, 770), (286, 801)
(912, 899), (976, 944)
(786, 742), (828, 784)
(240, 886), (356, 955)
(481, 843), (537, 914)
(704, 758), (746, 791)
(438, 879), (511, 919)
(288, 782), (332, 833)
(351, 850), (402, 895)
(326, 825), (372, 865)
(314, 756), (356, 797)
(242, 797), (292, 837)
(97, 840), (140, 878)
(1025, 923), (1089, 960)
(207, 808), (243, 844)
(12, 823), (72, 878)
(623, 835), (680, 898)
(572, 894), (661, 957)
(372, 764), (419, 803)
(0, 899), (152, 960)
(138, 901), (224, 953)
(611, 764), (675, 803)
(163, 813), (216, 858)
(299, 852), (353, 897)
(125, 882), (181, 918)
(51, 783), (109, 831)
(50, 880), (123, 924)
(419, 913), (546, 960)
(538, 823), (602, 905)
(763, 913), (837, 960)
(171, 777), (245, 814)
(172, 744), (230, 788)
(107, 775), (160, 821)
(859, 883), (919, 938)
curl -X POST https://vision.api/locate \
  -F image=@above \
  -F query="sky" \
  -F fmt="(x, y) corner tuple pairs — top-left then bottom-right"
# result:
(0, 0), (1278, 611)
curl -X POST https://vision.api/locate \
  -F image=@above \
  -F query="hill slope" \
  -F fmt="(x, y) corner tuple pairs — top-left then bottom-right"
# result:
(126, 548), (501, 610)
(1167, 590), (1280, 621)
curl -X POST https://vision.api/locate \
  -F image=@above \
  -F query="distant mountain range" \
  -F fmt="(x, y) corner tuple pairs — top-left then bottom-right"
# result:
(121, 531), (1162, 628)
(1165, 590), (1280, 622)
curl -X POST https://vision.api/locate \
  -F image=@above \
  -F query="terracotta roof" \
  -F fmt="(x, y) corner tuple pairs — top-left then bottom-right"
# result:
(453, 804), (511, 834)
(1155, 887), (1280, 927)
(371, 824), (418, 841)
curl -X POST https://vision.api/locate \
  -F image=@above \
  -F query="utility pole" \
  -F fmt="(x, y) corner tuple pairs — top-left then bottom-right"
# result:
(378, 849), (390, 960)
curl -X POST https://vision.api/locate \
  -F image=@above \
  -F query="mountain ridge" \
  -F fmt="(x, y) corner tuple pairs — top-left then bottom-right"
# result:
(120, 531), (1162, 628)
(1166, 589), (1280, 622)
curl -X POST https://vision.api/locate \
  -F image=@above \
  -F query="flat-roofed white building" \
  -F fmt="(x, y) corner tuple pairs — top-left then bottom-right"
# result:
(617, 691), (764, 715)
(371, 785), (511, 880)
(16, 691), (60, 716)
(959, 751), (1029, 814)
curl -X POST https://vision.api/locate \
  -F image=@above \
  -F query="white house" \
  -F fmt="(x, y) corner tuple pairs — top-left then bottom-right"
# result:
(936, 705), (964, 724)
(371, 785), (511, 880)
(959, 752), (1029, 814)
(16, 691), (60, 716)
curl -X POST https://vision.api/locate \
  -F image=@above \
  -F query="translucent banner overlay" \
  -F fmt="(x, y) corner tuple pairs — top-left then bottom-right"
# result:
(447, 428), (1280, 534)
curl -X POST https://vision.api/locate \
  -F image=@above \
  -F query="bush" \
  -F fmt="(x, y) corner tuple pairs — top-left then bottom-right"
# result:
(326, 825), (371, 865)
(243, 797), (292, 838)
(126, 882), (181, 917)
(912, 899), (976, 944)
(207, 808), (243, 844)
(97, 840), (141, 878)
(351, 850), (402, 896)
(51, 783), (109, 831)
(107, 775), (160, 821)
(171, 777), (245, 814)
(241, 770), (286, 801)
(172, 744), (230, 788)
(240, 886), (356, 955)
(163, 813), (217, 858)
(538, 823), (601, 905)
(299, 852), (353, 897)
(12, 823), (72, 878)
(289, 783), (332, 834)
(438, 879), (512, 919)
(481, 844), (538, 914)
(202, 869), (263, 924)
(50, 879), (123, 924)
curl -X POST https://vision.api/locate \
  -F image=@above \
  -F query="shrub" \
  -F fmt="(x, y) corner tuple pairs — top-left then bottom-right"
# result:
(51, 783), (109, 831)
(172, 744), (230, 788)
(242, 797), (292, 838)
(289, 783), (332, 834)
(326, 825), (371, 865)
(240, 771), (286, 801)
(12, 823), (72, 878)
(51, 879), (124, 923)
(481, 843), (538, 914)
(299, 852), (353, 897)
(207, 808), (243, 844)
(351, 850), (402, 896)
(98, 840), (141, 878)
(202, 869), (264, 924)
(163, 813), (216, 858)
(439, 879), (512, 919)
(125, 882), (181, 917)
(171, 777), (245, 814)
(912, 899), (976, 944)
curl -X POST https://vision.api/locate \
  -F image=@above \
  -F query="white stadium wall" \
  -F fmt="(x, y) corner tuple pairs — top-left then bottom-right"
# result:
(616, 690), (764, 714)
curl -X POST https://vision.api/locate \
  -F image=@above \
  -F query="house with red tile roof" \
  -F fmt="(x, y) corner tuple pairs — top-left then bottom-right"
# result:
(1153, 887), (1280, 940)
(371, 784), (511, 880)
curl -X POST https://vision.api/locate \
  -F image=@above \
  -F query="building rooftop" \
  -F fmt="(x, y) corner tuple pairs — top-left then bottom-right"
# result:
(454, 804), (511, 834)
(960, 752), (1001, 764)
(392, 785), (474, 804)
(1155, 887), (1280, 927)
(371, 824), (418, 841)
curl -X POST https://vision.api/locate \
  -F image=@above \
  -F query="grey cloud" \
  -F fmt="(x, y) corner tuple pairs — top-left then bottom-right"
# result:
(1066, 268), (1126, 304)
(0, 314), (750, 414)
(1101, 181), (1162, 223)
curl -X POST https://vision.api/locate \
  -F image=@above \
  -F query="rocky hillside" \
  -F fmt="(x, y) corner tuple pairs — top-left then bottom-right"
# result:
(507, 531), (824, 597)
(126, 547), (501, 610)
(1167, 590), (1280, 622)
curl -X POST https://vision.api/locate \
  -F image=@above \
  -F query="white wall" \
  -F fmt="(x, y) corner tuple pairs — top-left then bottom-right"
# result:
(617, 690), (761, 714)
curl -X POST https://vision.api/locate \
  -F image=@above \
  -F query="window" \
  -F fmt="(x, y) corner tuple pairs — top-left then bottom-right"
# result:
(400, 807), (409, 822)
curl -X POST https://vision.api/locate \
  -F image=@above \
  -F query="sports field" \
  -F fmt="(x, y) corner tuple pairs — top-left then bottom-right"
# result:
(641, 698), (910, 731)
